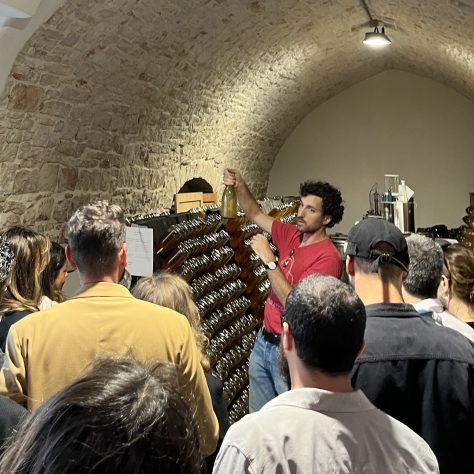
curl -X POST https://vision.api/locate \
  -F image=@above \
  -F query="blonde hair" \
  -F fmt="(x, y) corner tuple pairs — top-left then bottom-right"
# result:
(0, 227), (51, 313)
(132, 273), (210, 370)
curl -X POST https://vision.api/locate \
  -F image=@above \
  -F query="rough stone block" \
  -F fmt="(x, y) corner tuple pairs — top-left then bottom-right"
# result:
(0, 213), (22, 229)
(2, 200), (26, 215)
(58, 166), (79, 191)
(38, 163), (60, 192)
(61, 86), (90, 102)
(0, 143), (19, 163)
(31, 127), (53, 147)
(40, 100), (72, 118)
(36, 197), (55, 221)
(56, 140), (85, 158)
(13, 169), (38, 194)
(61, 32), (81, 48)
(52, 198), (73, 223)
(7, 84), (44, 112)
(78, 169), (93, 190)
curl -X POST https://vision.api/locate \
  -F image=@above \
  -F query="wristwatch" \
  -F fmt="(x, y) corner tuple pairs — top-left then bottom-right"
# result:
(264, 257), (278, 270)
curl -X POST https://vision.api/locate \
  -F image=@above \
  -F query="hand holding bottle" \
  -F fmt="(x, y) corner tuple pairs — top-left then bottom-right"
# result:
(223, 168), (244, 189)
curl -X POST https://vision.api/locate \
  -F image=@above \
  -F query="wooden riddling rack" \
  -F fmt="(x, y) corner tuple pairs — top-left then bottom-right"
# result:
(128, 200), (298, 422)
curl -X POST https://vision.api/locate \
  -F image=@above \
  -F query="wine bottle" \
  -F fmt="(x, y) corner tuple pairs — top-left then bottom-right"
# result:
(221, 185), (238, 218)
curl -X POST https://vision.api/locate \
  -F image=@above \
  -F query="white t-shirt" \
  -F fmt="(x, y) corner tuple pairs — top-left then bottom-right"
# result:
(414, 298), (474, 342)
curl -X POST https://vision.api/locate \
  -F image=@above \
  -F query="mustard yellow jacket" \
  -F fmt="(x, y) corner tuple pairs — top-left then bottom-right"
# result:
(0, 282), (218, 455)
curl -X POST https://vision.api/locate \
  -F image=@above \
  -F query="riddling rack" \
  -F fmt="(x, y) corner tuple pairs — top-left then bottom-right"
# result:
(129, 200), (298, 422)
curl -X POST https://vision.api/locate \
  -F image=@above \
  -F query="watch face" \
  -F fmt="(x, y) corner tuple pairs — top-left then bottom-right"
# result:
(266, 261), (277, 270)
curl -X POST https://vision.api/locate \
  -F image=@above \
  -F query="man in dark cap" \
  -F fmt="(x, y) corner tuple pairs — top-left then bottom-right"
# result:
(346, 219), (474, 474)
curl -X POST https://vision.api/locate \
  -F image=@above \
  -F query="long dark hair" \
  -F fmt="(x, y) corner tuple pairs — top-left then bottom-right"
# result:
(41, 241), (66, 303)
(0, 357), (201, 474)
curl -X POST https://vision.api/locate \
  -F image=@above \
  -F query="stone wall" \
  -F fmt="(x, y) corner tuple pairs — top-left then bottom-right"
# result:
(0, 0), (472, 240)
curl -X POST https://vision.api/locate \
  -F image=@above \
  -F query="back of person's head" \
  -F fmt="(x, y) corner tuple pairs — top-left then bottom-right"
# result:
(346, 219), (409, 282)
(41, 241), (67, 303)
(132, 273), (210, 370)
(0, 357), (201, 474)
(67, 201), (125, 278)
(0, 227), (50, 313)
(443, 244), (474, 307)
(403, 234), (443, 299)
(285, 274), (366, 374)
(299, 181), (344, 228)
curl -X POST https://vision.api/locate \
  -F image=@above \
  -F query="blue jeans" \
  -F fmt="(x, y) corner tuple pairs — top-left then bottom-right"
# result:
(248, 329), (289, 412)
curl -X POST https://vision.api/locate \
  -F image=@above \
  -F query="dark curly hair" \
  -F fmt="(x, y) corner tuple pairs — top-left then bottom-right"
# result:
(300, 181), (344, 228)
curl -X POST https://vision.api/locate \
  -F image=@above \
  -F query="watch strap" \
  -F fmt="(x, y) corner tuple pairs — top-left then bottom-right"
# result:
(264, 256), (278, 270)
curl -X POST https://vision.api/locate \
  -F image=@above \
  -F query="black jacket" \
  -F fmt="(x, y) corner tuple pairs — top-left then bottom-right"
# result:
(352, 303), (474, 474)
(204, 371), (230, 473)
(0, 310), (31, 352)
(0, 395), (27, 450)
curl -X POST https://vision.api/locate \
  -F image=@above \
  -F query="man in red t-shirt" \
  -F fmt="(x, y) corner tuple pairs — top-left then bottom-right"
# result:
(223, 169), (344, 411)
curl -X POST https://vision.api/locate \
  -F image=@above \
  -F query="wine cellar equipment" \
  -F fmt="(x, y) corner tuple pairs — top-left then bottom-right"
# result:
(129, 200), (299, 422)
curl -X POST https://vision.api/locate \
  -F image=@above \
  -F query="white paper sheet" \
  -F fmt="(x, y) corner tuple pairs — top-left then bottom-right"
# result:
(125, 226), (153, 277)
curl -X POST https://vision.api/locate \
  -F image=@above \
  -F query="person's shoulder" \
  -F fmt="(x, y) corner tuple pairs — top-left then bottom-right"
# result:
(10, 308), (45, 331)
(375, 410), (439, 467)
(323, 237), (342, 253)
(222, 411), (262, 443)
(205, 371), (223, 391)
(129, 298), (189, 322)
(272, 220), (299, 237)
(427, 322), (474, 360)
(408, 311), (474, 355)
(0, 394), (27, 418)
(312, 238), (342, 259)
(364, 305), (474, 363)
(127, 299), (194, 336)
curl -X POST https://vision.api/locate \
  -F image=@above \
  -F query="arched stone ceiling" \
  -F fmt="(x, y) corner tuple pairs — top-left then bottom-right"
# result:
(0, 0), (472, 238)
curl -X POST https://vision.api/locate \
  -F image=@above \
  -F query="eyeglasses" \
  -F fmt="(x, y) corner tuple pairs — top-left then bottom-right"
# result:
(283, 249), (295, 268)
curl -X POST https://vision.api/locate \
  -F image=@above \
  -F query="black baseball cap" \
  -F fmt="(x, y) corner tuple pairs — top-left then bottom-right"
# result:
(346, 219), (409, 273)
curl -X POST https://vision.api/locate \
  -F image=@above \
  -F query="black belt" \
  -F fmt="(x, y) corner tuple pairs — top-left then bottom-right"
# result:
(261, 327), (281, 345)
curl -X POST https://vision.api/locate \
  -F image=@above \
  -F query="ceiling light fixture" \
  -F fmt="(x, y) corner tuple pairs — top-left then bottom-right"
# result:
(363, 24), (391, 47)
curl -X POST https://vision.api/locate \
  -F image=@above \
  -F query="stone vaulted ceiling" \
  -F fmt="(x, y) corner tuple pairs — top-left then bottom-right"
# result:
(0, 0), (472, 238)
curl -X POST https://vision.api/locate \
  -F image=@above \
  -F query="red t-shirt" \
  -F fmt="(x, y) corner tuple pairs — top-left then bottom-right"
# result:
(264, 220), (342, 335)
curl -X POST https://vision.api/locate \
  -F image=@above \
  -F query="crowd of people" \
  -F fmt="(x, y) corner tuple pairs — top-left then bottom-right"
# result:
(0, 169), (472, 473)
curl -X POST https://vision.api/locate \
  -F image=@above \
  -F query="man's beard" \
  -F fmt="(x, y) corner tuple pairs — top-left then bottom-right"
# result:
(278, 340), (291, 387)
